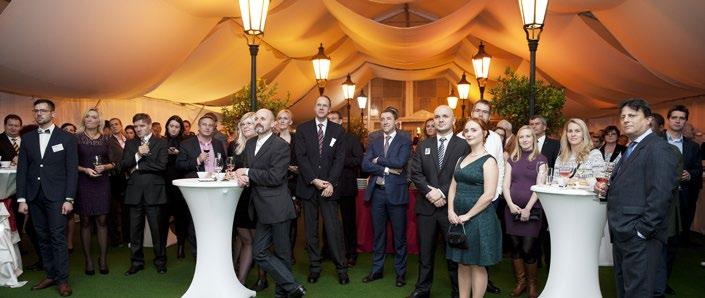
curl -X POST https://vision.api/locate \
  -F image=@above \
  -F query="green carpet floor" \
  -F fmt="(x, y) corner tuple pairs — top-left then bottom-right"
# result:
(2, 226), (705, 297)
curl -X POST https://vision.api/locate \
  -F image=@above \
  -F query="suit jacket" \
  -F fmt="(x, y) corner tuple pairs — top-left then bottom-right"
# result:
(541, 137), (560, 169)
(120, 136), (169, 205)
(339, 132), (364, 197)
(0, 132), (19, 162)
(607, 132), (681, 243)
(244, 134), (296, 224)
(294, 120), (345, 200)
(410, 134), (470, 215)
(362, 130), (412, 205)
(599, 144), (627, 163)
(175, 136), (227, 179)
(16, 126), (78, 202)
(663, 135), (702, 191)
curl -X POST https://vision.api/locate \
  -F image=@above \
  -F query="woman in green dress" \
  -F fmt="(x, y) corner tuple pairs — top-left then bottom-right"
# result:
(447, 117), (501, 298)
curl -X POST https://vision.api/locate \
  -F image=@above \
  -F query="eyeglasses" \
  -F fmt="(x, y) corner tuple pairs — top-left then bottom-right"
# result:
(472, 109), (490, 115)
(32, 109), (51, 114)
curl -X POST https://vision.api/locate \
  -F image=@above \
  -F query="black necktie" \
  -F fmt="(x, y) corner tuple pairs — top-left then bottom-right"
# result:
(438, 137), (446, 169)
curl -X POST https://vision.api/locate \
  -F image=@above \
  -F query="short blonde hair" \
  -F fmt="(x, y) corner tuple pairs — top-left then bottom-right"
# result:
(235, 112), (256, 155)
(79, 108), (103, 134)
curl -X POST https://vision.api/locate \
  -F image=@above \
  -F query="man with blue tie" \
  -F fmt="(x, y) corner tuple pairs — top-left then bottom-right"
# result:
(17, 99), (78, 296)
(595, 98), (680, 298)
(362, 106), (412, 287)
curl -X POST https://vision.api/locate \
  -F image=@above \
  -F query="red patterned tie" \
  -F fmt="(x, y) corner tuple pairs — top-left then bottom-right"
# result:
(317, 124), (324, 155)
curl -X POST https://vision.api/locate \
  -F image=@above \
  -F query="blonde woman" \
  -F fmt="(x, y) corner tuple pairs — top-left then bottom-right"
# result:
(503, 126), (547, 298)
(76, 108), (117, 275)
(553, 118), (604, 186)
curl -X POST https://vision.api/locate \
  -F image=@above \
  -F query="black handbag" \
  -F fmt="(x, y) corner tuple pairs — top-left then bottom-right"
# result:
(513, 208), (543, 221)
(447, 224), (468, 249)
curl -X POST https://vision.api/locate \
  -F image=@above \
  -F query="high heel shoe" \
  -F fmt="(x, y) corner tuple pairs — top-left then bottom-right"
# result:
(85, 269), (95, 276)
(99, 258), (109, 275)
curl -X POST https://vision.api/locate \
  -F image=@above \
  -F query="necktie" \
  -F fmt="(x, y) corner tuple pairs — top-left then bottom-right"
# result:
(38, 129), (50, 134)
(11, 138), (19, 154)
(438, 137), (446, 169)
(623, 141), (638, 160)
(384, 135), (391, 157)
(317, 124), (324, 155)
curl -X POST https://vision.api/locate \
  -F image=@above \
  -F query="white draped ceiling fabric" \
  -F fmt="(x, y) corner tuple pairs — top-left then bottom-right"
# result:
(1, 0), (704, 123)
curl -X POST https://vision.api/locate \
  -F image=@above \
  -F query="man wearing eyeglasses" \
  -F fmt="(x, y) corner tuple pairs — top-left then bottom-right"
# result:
(16, 99), (78, 296)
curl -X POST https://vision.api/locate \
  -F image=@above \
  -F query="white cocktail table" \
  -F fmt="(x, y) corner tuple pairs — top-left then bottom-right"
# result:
(531, 185), (605, 298)
(173, 178), (255, 298)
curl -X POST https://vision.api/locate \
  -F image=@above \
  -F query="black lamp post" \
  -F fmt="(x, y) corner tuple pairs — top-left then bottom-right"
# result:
(239, 0), (270, 111)
(472, 41), (492, 101)
(456, 73), (471, 118)
(357, 89), (367, 125)
(518, 0), (549, 117)
(341, 74), (356, 130)
(311, 43), (331, 95)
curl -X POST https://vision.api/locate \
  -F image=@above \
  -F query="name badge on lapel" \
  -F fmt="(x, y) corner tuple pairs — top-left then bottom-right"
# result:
(52, 144), (64, 152)
(424, 148), (431, 155)
(330, 138), (336, 147)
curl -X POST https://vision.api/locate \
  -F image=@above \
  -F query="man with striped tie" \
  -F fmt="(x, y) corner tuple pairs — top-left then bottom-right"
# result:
(0, 114), (22, 165)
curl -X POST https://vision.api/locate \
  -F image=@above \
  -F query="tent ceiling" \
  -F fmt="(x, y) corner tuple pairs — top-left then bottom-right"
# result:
(0, 0), (703, 120)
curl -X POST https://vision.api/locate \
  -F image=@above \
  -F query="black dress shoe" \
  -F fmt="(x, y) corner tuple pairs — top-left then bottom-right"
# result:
(362, 272), (383, 283)
(124, 265), (144, 276)
(287, 286), (306, 298)
(307, 272), (320, 283)
(99, 267), (109, 275)
(396, 275), (406, 287)
(407, 289), (430, 298)
(84, 269), (95, 276)
(30, 278), (55, 290)
(486, 280), (501, 294)
(665, 285), (676, 295)
(176, 244), (185, 259)
(26, 261), (44, 271)
(347, 257), (357, 267)
(338, 272), (350, 285)
(156, 265), (167, 274)
(252, 279), (269, 291)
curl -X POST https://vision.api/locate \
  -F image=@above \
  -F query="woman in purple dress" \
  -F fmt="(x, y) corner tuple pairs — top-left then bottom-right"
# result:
(502, 125), (548, 298)
(76, 108), (117, 275)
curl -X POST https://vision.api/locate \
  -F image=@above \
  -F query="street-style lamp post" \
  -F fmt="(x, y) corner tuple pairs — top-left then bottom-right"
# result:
(311, 43), (331, 95)
(456, 73), (471, 118)
(517, 0), (549, 117)
(472, 41), (492, 101)
(357, 89), (367, 125)
(341, 74), (356, 131)
(239, 0), (270, 111)
(447, 89), (458, 110)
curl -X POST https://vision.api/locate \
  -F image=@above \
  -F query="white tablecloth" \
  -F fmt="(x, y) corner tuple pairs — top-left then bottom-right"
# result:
(0, 168), (26, 288)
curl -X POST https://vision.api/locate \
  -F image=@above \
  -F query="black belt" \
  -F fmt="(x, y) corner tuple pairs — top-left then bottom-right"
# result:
(375, 184), (385, 190)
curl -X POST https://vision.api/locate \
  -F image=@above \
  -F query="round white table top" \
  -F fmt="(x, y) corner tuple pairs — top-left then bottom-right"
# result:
(0, 168), (17, 174)
(531, 184), (595, 196)
(172, 178), (241, 188)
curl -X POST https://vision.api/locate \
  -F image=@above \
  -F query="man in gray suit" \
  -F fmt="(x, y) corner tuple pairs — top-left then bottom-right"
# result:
(595, 98), (681, 298)
(234, 109), (305, 298)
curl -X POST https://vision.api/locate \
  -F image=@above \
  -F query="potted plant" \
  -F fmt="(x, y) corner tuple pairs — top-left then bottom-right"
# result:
(221, 79), (290, 132)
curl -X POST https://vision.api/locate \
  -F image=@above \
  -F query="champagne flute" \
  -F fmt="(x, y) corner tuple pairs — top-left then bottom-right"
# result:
(226, 156), (235, 172)
(94, 155), (103, 176)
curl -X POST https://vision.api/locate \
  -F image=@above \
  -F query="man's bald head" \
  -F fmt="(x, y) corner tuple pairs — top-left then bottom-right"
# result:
(254, 108), (275, 135)
(434, 105), (455, 135)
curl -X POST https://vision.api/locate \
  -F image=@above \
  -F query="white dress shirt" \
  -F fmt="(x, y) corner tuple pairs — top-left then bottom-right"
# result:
(134, 133), (153, 170)
(39, 124), (56, 158)
(113, 133), (126, 149)
(315, 118), (328, 136)
(6, 134), (21, 150)
(255, 131), (273, 156)
(537, 134), (546, 152)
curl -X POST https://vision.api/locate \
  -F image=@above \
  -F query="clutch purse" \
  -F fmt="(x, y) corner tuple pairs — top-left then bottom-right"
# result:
(447, 224), (468, 249)
(513, 208), (543, 221)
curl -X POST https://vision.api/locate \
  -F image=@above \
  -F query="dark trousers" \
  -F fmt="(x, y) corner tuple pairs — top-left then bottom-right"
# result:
(169, 195), (196, 256)
(253, 220), (298, 293)
(415, 209), (459, 294)
(339, 195), (358, 259)
(108, 176), (129, 245)
(654, 235), (679, 296)
(28, 190), (69, 283)
(370, 189), (407, 277)
(613, 235), (662, 298)
(128, 204), (167, 267)
(679, 187), (699, 241)
(302, 194), (347, 273)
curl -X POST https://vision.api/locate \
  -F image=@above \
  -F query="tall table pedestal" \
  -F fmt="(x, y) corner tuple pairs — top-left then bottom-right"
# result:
(531, 185), (605, 298)
(173, 178), (255, 298)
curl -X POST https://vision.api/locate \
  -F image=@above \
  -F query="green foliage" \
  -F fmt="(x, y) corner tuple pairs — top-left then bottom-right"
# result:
(221, 79), (290, 131)
(489, 68), (566, 134)
(348, 118), (368, 139)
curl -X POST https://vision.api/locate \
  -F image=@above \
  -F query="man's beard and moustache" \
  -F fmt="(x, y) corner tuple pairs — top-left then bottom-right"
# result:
(255, 124), (265, 134)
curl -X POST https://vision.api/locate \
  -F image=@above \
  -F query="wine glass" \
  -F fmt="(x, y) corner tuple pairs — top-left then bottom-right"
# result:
(226, 156), (235, 172)
(557, 166), (572, 187)
(214, 156), (224, 180)
(94, 155), (103, 176)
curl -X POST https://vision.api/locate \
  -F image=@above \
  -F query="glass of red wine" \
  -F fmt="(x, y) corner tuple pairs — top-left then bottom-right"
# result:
(557, 166), (572, 187)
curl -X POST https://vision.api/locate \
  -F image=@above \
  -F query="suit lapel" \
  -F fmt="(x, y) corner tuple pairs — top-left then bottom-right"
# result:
(613, 135), (653, 181)
(42, 129), (60, 161)
(255, 135), (274, 159)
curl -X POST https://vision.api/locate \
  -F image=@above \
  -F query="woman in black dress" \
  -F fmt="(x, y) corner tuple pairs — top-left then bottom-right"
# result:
(164, 116), (190, 258)
(76, 108), (117, 275)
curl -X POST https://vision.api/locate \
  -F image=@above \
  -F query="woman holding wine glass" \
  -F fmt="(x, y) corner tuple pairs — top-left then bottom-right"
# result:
(553, 118), (605, 187)
(76, 108), (117, 275)
(502, 125), (547, 298)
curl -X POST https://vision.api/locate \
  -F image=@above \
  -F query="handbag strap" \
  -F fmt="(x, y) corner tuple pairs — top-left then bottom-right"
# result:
(448, 223), (466, 235)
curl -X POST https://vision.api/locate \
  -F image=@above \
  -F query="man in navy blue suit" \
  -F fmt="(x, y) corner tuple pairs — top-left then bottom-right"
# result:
(17, 98), (78, 296)
(361, 106), (412, 287)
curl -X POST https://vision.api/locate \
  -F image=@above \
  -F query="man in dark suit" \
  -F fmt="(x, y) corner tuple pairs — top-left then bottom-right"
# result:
(234, 108), (305, 298)
(174, 114), (226, 257)
(409, 105), (467, 298)
(361, 106), (412, 287)
(0, 114), (22, 165)
(656, 104), (702, 295)
(16, 99), (77, 296)
(595, 98), (681, 298)
(107, 117), (129, 246)
(120, 113), (169, 276)
(294, 96), (349, 284)
(327, 111), (364, 266)
(529, 115), (559, 168)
